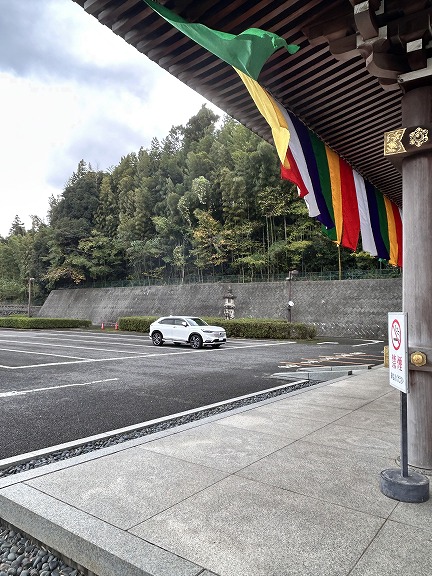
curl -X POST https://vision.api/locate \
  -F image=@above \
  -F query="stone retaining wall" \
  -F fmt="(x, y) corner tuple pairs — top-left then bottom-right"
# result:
(39, 278), (402, 338)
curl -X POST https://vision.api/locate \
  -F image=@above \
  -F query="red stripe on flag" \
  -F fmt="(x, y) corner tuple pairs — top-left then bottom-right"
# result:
(281, 150), (309, 198)
(339, 159), (360, 251)
(392, 204), (403, 267)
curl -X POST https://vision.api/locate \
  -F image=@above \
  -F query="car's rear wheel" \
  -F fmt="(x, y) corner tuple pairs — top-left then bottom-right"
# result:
(189, 334), (203, 349)
(152, 331), (163, 346)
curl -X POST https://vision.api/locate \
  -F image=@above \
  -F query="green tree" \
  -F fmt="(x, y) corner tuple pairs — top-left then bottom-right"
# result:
(191, 210), (228, 277)
(45, 162), (103, 288)
(77, 231), (124, 281)
(182, 105), (219, 154)
(95, 174), (119, 238)
(8, 215), (26, 237)
(50, 163), (101, 227)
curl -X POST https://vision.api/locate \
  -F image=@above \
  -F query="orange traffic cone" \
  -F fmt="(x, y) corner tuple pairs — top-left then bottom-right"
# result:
(115, 322), (119, 330)
(101, 322), (104, 330)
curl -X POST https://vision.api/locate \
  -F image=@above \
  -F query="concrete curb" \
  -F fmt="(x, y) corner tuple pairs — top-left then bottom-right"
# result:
(0, 483), (215, 576)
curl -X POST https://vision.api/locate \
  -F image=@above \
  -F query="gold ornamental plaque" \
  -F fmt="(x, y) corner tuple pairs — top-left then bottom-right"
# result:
(384, 128), (406, 155)
(409, 127), (429, 148)
(384, 124), (432, 166)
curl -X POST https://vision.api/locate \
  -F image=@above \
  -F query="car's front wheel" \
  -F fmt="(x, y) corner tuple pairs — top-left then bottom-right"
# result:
(189, 334), (203, 349)
(152, 331), (164, 346)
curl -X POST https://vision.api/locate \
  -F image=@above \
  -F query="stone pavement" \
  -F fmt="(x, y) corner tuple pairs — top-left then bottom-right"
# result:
(1, 366), (431, 576)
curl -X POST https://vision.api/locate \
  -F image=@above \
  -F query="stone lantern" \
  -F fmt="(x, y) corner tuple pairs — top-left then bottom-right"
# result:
(223, 286), (236, 320)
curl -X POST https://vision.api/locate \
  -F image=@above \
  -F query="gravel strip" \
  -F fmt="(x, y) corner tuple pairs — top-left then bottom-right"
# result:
(0, 524), (85, 576)
(0, 379), (316, 479)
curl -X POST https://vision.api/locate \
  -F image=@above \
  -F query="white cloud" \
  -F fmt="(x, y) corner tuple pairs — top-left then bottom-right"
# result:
(0, 73), (75, 228)
(0, 0), (222, 237)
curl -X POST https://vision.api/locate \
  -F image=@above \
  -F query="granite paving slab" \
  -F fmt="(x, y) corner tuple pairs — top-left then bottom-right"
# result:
(362, 392), (400, 409)
(389, 497), (432, 530)
(248, 394), (353, 422)
(285, 387), (374, 410)
(333, 405), (399, 433)
(237, 440), (398, 517)
(142, 421), (291, 472)
(326, 374), (392, 399)
(0, 483), (207, 576)
(26, 445), (228, 530)
(304, 423), (400, 458)
(215, 407), (330, 440)
(130, 475), (384, 576)
(349, 519), (432, 575)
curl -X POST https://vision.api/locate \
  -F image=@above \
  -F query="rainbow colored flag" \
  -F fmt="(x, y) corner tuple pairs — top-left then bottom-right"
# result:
(280, 109), (402, 266)
(234, 77), (402, 265)
(144, 0), (402, 266)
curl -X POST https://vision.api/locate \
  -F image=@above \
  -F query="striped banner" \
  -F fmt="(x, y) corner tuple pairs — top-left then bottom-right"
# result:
(143, 0), (401, 265)
(280, 110), (402, 265)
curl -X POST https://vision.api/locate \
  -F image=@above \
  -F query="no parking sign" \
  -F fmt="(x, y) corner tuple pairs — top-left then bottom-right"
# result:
(388, 312), (409, 393)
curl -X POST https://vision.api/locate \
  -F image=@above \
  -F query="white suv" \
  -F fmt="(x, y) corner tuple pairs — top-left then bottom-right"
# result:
(149, 316), (227, 349)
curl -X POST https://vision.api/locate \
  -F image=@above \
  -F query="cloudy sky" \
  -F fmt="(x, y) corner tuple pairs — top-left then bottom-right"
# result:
(0, 0), (222, 237)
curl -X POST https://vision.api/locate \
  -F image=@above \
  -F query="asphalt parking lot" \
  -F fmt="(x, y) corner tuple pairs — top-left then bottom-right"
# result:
(0, 329), (384, 460)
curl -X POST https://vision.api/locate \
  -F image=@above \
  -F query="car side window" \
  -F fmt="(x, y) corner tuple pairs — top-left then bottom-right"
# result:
(160, 318), (174, 325)
(174, 318), (186, 326)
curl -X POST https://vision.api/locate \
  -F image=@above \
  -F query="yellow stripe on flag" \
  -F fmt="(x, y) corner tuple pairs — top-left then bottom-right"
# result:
(325, 146), (343, 244)
(235, 68), (290, 167)
(384, 196), (398, 266)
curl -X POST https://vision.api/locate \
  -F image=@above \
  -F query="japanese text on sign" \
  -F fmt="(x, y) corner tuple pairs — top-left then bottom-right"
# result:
(388, 313), (408, 393)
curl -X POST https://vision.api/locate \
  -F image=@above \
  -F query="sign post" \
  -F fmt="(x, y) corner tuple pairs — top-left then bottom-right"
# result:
(380, 312), (429, 502)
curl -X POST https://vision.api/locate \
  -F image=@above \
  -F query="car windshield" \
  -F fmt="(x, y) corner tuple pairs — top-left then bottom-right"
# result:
(187, 317), (208, 326)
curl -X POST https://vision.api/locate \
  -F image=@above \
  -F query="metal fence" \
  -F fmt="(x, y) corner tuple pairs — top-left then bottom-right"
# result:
(59, 268), (401, 290)
(0, 305), (42, 316)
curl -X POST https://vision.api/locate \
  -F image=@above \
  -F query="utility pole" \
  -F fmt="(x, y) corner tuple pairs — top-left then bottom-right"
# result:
(27, 277), (35, 317)
(286, 269), (298, 322)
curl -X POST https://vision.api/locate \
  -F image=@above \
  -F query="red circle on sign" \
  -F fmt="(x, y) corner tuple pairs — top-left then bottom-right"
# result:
(391, 319), (401, 350)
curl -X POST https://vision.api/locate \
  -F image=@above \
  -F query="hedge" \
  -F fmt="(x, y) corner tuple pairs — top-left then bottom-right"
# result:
(118, 316), (316, 340)
(0, 316), (91, 329)
(205, 317), (316, 340)
(118, 316), (155, 333)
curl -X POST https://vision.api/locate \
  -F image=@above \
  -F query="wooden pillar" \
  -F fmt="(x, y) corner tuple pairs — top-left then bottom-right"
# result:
(402, 86), (432, 469)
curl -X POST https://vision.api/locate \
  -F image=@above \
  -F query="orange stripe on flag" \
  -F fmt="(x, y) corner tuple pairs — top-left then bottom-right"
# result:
(384, 197), (398, 266)
(325, 147), (343, 244)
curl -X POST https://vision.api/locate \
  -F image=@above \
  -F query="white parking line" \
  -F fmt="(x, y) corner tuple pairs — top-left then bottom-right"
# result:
(0, 341), (296, 369)
(0, 347), (87, 361)
(0, 338), (142, 354)
(24, 330), (150, 340)
(0, 378), (119, 398)
(225, 341), (296, 348)
(352, 339), (383, 347)
(0, 333), (150, 348)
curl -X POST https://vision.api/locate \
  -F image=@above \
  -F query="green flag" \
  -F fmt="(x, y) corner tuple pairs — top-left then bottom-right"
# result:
(143, 0), (299, 80)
